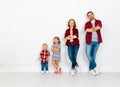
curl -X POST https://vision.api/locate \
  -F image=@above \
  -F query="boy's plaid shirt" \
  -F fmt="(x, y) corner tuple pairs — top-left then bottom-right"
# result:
(40, 49), (50, 62)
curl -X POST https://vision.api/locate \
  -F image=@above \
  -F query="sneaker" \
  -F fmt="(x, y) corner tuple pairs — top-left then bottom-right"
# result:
(71, 69), (76, 76)
(75, 65), (80, 74)
(89, 70), (97, 76)
(94, 67), (100, 75)
(41, 71), (44, 74)
(46, 71), (49, 74)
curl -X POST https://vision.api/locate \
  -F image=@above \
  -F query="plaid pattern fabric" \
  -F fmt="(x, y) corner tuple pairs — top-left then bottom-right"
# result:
(40, 50), (50, 63)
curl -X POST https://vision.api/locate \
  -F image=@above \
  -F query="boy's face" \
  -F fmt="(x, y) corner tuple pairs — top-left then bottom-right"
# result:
(43, 44), (48, 50)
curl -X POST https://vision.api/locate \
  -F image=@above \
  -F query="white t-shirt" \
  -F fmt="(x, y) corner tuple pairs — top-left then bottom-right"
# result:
(91, 20), (98, 42)
(70, 29), (73, 42)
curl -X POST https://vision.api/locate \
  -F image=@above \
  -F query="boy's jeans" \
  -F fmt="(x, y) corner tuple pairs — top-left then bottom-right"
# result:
(41, 61), (48, 71)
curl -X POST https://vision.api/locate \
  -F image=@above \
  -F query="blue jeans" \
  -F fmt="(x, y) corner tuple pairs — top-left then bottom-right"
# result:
(41, 61), (48, 71)
(68, 43), (79, 70)
(86, 42), (100, 70)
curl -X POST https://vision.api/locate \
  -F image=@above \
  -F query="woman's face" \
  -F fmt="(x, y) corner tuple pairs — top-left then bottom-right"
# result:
(69, 20), (74, 28)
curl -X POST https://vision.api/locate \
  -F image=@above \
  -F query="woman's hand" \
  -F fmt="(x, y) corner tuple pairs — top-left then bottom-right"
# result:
(70, 35), (77, 39)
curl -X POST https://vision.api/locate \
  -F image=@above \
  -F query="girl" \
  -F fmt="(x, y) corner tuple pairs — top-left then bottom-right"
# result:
(51, 37), (61, 74)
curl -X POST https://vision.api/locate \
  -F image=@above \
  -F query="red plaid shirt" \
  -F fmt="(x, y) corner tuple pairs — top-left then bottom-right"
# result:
(40, 49), (50, 63)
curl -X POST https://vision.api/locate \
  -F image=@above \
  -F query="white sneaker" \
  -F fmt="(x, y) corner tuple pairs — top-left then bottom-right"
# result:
(71, 69), (76, 76)
(41, 71), (44, 74)
(89, 70), (97, 76)
(46, 71), (49, 74)
(94, 67), (100, 75)
(75, 65), (80, 74)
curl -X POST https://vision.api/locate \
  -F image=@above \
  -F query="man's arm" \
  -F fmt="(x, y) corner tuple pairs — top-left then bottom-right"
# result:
(85, 25), (101, 32)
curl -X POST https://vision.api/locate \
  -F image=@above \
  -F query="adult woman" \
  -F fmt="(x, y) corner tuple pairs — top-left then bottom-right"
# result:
(64, 19), (80, 75)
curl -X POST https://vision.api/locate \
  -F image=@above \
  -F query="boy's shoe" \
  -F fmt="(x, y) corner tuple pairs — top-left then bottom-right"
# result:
(41, 71), (44, 74)
(71, 69), (76, 76)
(75, 65), (80, 74)
(46, 71), (49, 74)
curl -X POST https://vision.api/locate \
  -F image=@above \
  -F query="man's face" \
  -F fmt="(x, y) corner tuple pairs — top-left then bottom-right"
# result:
(87, 13), (94, 20)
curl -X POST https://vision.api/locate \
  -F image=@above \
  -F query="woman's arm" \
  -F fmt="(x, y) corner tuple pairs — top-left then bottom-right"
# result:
(65, 35), (72, 40)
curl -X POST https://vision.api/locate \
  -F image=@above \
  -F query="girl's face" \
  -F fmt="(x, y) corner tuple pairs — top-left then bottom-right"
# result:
(54, 38), (59, 44)
(69, 20), (74, 28)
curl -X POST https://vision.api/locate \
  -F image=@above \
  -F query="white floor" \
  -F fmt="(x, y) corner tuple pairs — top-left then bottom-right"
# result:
(0, 73), (120, 87)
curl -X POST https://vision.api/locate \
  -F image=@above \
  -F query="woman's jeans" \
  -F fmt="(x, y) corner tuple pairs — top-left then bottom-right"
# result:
(86, 42), (100, 70)
(68, 43), (79, 70)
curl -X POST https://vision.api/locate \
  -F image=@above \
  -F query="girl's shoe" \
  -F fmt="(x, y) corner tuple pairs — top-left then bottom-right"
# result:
(58, 67), (62, 74)
(54, 70), (58, 74)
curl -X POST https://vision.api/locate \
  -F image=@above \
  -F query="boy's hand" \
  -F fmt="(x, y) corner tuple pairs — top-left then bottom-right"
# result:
(43, 59), (46, 63)
(38, 57), (41, 61)
(46, 56), (50, 61)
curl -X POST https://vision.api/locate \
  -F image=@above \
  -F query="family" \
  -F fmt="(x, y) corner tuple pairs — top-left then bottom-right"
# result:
(39, 11), (102, 76)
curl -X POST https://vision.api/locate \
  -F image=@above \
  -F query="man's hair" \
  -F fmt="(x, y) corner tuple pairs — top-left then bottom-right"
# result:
(87, 11), (94, 16)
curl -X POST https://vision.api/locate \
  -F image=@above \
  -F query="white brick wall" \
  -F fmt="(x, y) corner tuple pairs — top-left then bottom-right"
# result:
(0, 0), (120, 72)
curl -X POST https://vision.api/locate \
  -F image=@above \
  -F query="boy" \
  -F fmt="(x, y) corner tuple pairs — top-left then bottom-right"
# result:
(39, 43), (50, 74)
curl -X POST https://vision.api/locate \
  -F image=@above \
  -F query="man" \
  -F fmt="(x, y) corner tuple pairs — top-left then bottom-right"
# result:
(84, 11), (102, 76)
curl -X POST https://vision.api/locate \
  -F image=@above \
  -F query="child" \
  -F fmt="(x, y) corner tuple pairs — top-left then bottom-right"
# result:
(39, 43), (50, 74)
(51, 37), (61, 74)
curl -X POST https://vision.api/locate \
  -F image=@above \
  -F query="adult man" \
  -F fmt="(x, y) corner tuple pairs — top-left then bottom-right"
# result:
(84, 11), (102, 76)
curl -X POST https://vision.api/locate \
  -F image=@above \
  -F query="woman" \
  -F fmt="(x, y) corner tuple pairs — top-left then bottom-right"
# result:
(64, 19), (80, 75)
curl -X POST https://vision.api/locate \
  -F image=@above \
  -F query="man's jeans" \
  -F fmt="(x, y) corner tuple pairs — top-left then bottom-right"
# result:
(86, 42), (100, 70)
